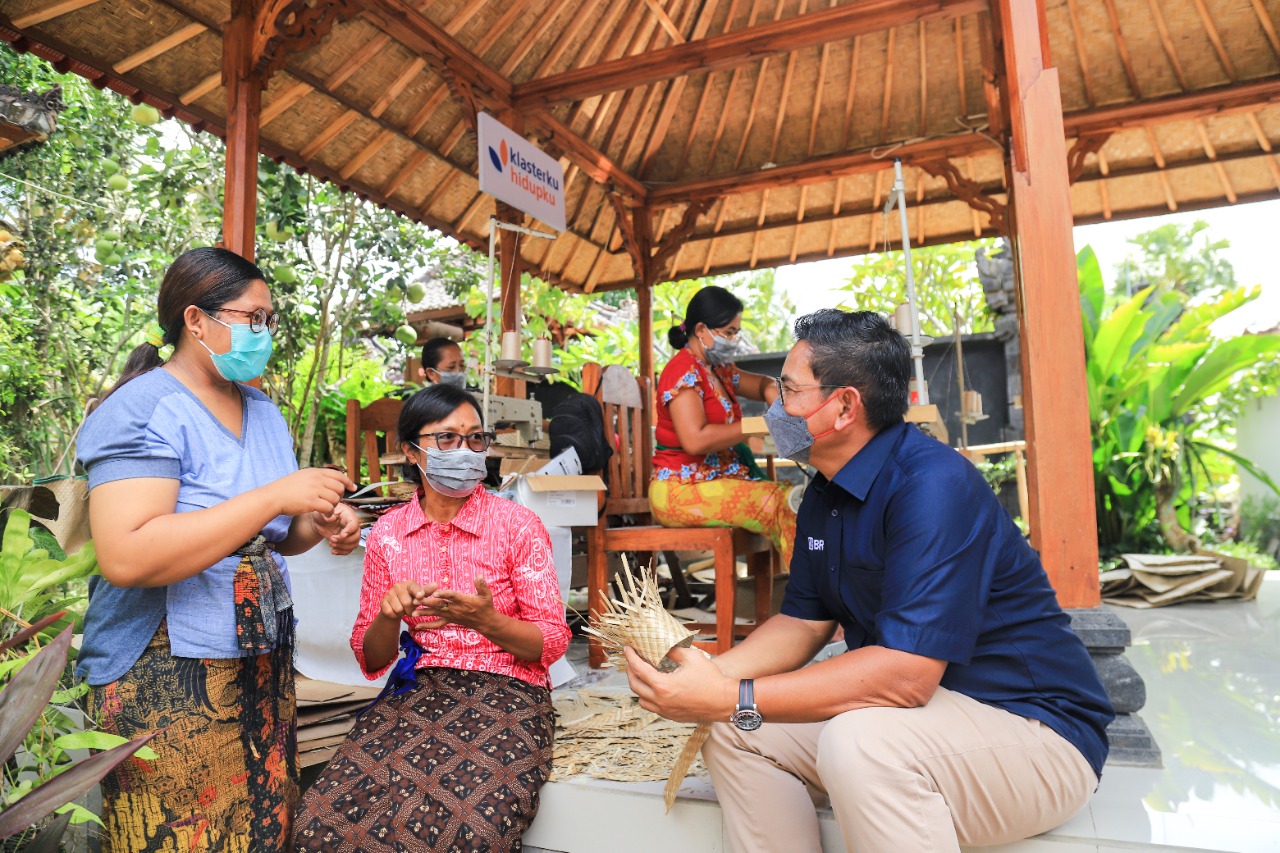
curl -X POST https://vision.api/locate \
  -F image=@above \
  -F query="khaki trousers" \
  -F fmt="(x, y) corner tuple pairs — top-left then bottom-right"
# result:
(702, 687), (1097, 853)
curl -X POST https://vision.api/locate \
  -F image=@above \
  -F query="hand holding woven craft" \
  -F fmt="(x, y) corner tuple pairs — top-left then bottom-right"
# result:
(583, 562), (712, 811)
(582, 564), (696, 672)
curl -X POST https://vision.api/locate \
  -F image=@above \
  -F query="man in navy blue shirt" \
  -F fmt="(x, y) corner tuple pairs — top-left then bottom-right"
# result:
(627, 309), (1113, 853)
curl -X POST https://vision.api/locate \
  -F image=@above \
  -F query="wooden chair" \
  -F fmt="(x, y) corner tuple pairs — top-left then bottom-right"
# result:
(583, 365), (774, 667)
(345, 397), (405, 489)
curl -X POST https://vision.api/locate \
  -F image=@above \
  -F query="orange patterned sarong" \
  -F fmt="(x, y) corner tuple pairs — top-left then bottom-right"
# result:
(649, 477), (796, 570)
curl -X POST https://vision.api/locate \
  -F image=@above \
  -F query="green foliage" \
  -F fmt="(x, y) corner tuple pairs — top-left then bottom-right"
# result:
(1078, 247), (1280, 554)
(0, 47), (225, 478)
(836, 240), (999, 336)
(0, 511), (147, 841)
(462, 270), (797, 390)
(0, 45), (485, 475)
(1113, 219), (1236, 301)
(1237, 495), (1280, 565)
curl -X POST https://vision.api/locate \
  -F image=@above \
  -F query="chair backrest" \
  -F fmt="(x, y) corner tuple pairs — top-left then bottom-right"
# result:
(594, 365), (652, 516)
(345, 397), (404, 486)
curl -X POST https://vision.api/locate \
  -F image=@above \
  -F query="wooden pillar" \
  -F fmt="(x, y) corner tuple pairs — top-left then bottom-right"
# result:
(995, 0), (1100, 608)
(495, 201), (526, 399)
(637, 281), (654, 386)
(222, 0), (261, 261)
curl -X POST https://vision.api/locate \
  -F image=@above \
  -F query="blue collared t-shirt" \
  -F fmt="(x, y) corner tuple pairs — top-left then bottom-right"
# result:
(74, 368), (297, 686)
(780, 421), (1114, 776)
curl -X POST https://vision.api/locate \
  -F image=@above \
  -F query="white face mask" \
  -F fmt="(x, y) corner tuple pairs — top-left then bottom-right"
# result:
(413, 444), (487, 498)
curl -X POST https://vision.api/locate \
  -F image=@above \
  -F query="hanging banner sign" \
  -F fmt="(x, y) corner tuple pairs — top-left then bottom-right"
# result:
(476, 111), (566, 232)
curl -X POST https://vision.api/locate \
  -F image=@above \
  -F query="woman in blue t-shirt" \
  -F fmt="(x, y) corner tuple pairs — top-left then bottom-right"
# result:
(76, 247), (360, 852)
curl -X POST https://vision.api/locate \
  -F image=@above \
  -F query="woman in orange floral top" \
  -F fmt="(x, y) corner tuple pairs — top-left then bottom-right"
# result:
(652, 285), (796, 569)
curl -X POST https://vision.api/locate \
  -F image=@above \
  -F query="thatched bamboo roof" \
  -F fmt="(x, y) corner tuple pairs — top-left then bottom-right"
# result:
(3, 0), (1278, 292)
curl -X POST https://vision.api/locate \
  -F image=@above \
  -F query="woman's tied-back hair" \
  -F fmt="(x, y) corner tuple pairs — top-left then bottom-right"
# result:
(107, 247), (265, 398)
(792, 309), (911, 431)
(667, 285), (744, 350)
(398, 384), (486, 485)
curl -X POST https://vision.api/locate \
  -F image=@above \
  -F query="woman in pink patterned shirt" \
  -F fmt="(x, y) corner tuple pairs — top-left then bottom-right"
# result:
(293, 385), (571, 852)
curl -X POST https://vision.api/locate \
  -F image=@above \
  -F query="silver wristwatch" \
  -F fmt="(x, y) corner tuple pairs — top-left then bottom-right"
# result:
(729, 678), (763, 731)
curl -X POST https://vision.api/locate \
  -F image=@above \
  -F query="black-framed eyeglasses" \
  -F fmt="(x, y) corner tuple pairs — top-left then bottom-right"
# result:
(774, 377), (846, 404)
(416, 431), (496, 452)
(210, 306), (281, 335)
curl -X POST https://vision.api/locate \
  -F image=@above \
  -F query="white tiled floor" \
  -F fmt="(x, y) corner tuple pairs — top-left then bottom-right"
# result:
(528, 575), (1280, 852)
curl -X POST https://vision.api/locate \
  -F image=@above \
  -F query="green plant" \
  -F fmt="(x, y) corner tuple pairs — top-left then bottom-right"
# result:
(0, 617), (155, 844)
(1238, 495), (1280, 563)
(1078, 247), (1280, 554)
(837, 240), (999, 337)
(0, 509), (153, 843)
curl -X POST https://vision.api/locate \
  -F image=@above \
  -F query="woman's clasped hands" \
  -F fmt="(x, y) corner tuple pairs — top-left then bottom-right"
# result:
(379, 578), (497, 633)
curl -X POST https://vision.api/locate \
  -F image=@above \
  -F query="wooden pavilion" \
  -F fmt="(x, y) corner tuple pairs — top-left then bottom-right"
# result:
(3, 0), (1279, 610)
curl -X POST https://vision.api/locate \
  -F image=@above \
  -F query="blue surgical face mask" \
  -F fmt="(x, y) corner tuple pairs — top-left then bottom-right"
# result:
(196, 310), (273, 382)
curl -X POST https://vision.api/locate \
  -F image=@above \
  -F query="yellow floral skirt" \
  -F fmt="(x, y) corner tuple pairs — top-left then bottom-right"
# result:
(649, 476), (796, 570)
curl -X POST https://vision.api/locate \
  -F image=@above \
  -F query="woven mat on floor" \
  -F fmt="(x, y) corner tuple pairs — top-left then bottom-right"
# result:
(551, 689), (706, 783)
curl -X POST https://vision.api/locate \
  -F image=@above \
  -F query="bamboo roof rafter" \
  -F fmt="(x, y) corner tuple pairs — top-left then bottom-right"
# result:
(4, 0), (1279, 293)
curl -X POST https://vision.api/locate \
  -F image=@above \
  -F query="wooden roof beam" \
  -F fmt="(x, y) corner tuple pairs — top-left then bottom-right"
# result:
(653, 131), (995, 204)
(11, 0), (100, 29)
(513, 0), (986, 110)
(1066, 76), (1280, 135)
(114, 22), (206, 73)
(651, 77), (1280, 207)
(363, 0), (511, 106)
(361, 0), (647, 207)
(1254, 0), (1280, 62)
(526, 110), (647, 203)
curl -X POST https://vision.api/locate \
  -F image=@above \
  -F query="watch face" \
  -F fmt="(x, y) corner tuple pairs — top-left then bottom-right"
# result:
(730, 709), (763, 732)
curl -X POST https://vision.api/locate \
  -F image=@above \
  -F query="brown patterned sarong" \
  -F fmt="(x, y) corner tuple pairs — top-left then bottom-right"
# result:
(292, 667), (554, 853)
(88, 619), (298, 853)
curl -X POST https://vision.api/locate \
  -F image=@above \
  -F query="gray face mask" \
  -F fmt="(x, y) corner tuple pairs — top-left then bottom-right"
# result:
(762, 393), (840, 465)
(413, 444), (488, 498)
(433, 370), (466, 389)
(702, 334), (741, 365)
(762, 398), (816, 464)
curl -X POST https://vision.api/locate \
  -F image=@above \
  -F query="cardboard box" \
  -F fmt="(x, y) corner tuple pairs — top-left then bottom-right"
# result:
(514, 474), (606, 527)
(739, 415), (769, 436)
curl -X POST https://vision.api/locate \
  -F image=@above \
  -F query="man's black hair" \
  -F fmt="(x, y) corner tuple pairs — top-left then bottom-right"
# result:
(792, 309), (910, 431)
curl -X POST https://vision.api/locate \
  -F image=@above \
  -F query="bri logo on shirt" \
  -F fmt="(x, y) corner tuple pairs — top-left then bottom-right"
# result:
(487, 139), (561, 206)
(808, 537), (824, 552)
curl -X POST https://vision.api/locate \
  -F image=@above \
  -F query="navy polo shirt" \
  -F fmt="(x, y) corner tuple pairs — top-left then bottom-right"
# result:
(781, 421), (1114, 777)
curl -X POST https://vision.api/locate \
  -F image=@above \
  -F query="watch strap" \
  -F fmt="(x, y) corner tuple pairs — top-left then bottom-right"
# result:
(739, 678), (755, 712)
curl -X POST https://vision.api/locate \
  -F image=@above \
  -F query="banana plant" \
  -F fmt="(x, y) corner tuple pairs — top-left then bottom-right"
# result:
(1078, 247), (1280, 553)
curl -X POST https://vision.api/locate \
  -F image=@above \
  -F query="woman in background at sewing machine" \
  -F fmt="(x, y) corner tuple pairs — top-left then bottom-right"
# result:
(651, 284), (796, 569)
(417, 337), (467, 388)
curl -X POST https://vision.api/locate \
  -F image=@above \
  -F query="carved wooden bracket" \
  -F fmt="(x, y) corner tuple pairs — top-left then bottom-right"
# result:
(608, 194), (651, 285)
(917, 158), (1007, 234)
(650, 199), (710, 282)
(610, 198), (710, 286)
(1066, 132), (1113, 184)
(254, 0), (362, 81)
(440, 65), (480, 140)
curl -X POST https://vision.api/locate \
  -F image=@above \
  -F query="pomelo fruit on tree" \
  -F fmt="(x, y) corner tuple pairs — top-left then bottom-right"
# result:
(394, 324), (418, 346)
